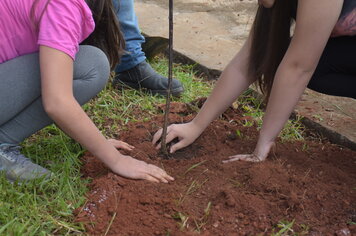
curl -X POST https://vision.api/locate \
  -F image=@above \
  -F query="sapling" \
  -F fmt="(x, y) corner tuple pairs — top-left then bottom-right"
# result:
(160, 0), (174, 156)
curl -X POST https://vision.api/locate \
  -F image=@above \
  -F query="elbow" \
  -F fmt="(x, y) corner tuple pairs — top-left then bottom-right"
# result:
(42, 97), (61, 117)
(278, 59), (318, 87)
(287, 60), (317, 78)
(42, 95), (73, 118)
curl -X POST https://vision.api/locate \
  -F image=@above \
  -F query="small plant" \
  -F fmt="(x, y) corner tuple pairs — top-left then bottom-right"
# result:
(183, 160), (207, 175)
(312, 114), (323, 122)
(235, 129), (244, 138)
(302, 143), (309, 152)
(242, 119), (254, 127)
(178, 179), (208, 205)
(229, 178), (243, 188)
(272, 220), (295, 236)
(172, 212), (189, 230)
(193, 201), (212, 232)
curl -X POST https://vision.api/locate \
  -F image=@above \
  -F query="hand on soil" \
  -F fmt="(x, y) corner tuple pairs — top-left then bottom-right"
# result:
(223, 153), (264, 163)
(152, 122), (202, 153)
(223, 142), (274, 163)
(111, 155), (174, 183)
(108, 139), (134, 151)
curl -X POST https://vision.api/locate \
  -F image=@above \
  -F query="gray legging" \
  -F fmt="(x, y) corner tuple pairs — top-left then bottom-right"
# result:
(0, 45), (110, 144)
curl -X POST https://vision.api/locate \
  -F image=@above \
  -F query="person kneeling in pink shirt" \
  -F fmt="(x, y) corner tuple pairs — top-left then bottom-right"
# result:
(0, 0), (173, 183)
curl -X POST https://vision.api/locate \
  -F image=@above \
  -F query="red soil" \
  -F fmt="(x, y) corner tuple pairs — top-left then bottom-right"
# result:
(75, 102), (356, 235)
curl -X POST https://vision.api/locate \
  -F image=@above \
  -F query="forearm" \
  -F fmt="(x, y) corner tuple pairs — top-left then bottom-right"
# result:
(192, 41), (254, 131)
(45, 97), (120, 167)
(257, 67), (312, 147)
(193, 67), (251, 130)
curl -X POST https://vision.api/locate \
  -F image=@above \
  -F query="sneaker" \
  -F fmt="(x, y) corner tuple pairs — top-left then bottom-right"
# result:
(0, 144), (52, 182)
(113, 61), (184, 97)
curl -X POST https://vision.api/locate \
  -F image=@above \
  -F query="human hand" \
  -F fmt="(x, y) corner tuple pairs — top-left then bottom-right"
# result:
(107, 139), (134, 151)
(223, 141), (275, 163)
(152, 122), (203, 153)
(110, 154), (174, 183)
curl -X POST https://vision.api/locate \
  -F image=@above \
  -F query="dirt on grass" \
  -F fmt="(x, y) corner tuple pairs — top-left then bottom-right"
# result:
(75, 101), (356, 235)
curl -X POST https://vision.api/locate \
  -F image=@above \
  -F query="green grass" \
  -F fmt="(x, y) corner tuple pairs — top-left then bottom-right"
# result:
(0, 56), (307, 234)
(271, 219), (310, 235)
(237, 90), (306, 141)
(0, 129), (87, 235)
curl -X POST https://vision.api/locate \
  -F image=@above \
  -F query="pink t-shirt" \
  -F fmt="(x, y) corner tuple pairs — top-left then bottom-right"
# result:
(0, 0), (95, 64)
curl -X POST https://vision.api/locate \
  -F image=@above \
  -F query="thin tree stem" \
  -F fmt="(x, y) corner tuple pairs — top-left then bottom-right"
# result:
(161, 0), (174, 156)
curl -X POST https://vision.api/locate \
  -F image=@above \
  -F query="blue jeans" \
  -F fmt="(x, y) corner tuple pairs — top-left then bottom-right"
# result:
(113, 0), (146, 72)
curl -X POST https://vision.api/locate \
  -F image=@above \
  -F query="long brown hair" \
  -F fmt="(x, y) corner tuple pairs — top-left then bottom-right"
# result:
(31, 0), (124, 70)
(248, 0), (297, 102)
(82, 0), (125, 70)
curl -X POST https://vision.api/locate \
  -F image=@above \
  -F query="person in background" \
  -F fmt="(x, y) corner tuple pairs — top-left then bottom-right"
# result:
(0, 0), (173, 183)
(153, 0), (356, 162)
(112, 0), (184, 97)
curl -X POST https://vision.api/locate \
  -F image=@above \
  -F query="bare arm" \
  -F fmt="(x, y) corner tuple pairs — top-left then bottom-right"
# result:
(153, 36), (255, 152)
(193, 36), (255, 131)
(40, 46), (173, 183)
(225, 0), (343, 162)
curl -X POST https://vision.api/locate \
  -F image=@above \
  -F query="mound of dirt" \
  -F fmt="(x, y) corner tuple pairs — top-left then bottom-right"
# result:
(75, 103), (356, 235)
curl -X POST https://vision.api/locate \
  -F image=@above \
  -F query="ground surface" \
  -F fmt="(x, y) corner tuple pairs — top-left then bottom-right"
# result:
(75, 102), (356, 235)
(135, 0), (356, 149)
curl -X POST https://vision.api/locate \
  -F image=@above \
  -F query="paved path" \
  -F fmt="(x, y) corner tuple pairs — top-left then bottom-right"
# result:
(135, 0), (356, 149)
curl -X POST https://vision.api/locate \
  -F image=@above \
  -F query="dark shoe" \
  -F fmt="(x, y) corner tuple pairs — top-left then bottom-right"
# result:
(0, 144), (52, 182)
(113, 61), (184, 97)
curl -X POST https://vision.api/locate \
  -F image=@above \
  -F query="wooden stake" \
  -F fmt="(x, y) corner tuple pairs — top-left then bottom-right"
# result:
(160, 0), (174, 156)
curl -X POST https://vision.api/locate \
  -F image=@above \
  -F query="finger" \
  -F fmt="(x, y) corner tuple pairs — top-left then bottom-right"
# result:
(147, 165), (171, 183)
(108, 139), (134, 150)
(165, 131), (178, 144)
(118, 141), (134, 151)
(151, 165), (174, 182)
(152, 128), (163, 145)
(143, 174), (160, 183)
(154, 126), (174, 150)
(157, 169), (175, 182)
(170, 140), (187, 153)
(165, 173), (175, 181)
(148, 170), (168, 183)
(222, 154), (258, 163)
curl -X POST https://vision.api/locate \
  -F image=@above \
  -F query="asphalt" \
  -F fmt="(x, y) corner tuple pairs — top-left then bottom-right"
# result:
(135, 0), (356, 150)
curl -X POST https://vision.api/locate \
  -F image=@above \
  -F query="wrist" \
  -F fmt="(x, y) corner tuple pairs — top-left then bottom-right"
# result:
(94, 141), (123, 167)
(253, 138), (275, 160)
(190, 119), (207, 134)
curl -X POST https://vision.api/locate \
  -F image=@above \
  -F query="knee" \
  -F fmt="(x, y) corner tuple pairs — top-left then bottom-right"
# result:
(76, 45), (110, 92)
(72, 46), (111, 105)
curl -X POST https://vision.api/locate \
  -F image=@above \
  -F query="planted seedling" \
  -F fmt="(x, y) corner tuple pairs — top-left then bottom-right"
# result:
(160, 0), (174, 157)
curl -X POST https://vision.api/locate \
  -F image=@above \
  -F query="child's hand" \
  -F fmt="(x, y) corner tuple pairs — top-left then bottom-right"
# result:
(222, 141), (275, 163)
(111, 154), (174, 183)
(152, 122), (203, 153)
(108, 139), (134, 151)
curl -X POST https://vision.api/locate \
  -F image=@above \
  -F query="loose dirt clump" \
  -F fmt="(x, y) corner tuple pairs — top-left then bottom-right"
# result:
(75, 102), (356, 235)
